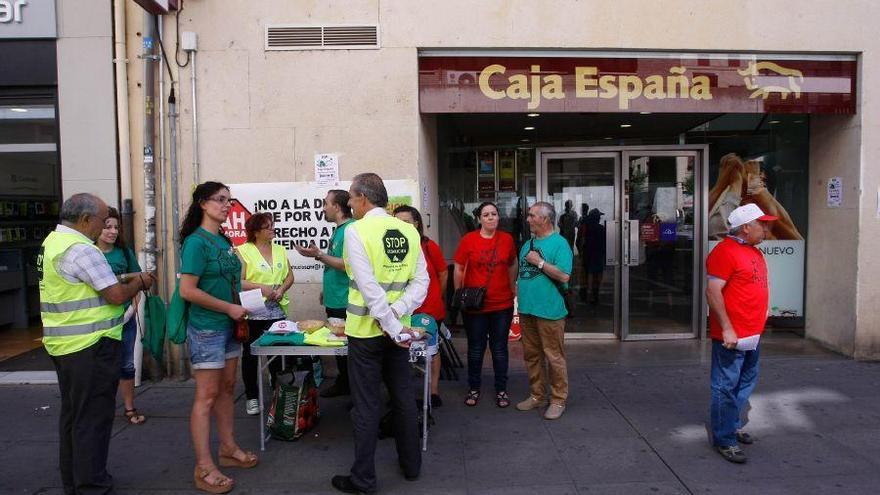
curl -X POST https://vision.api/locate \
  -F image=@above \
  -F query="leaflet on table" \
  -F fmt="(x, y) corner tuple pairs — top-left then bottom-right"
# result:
(736, 334), (760, 351)
(239, 288), (266, 314)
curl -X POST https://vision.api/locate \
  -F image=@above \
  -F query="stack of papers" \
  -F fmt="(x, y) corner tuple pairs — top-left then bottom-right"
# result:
(735, 334), (761, 351)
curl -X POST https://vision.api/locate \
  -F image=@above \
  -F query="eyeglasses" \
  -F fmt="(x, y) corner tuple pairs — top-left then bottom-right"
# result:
(206, 196), (236, 205)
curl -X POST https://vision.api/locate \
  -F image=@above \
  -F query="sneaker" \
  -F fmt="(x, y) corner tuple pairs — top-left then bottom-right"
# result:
(716, 445), (747, 464)
(544, 403), (565, 420)
(515, 396), (546, 411)
(736, 431), (755, 445)
(246, 399), (259, 415)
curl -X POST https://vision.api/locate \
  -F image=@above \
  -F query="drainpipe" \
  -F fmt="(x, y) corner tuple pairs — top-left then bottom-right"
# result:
(169, 87), (181, 273)
(188, 42), (200, 184)
(112, 0), (133, 241)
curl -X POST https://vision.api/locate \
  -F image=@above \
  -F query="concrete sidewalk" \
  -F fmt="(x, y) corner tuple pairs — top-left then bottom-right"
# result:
(2, 334), (879, 494)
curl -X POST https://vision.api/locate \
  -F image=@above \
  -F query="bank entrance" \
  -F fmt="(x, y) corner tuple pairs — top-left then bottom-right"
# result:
(538, 146), (705, 340)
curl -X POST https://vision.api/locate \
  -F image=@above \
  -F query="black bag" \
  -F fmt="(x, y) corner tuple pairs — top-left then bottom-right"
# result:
(451, 235), (499, 311)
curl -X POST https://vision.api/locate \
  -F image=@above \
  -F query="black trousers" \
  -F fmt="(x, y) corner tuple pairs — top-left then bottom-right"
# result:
(348, 335), (421, 491)
(51, 337), (121, 495)
(325, 307), (349, 389)
(242, 318), (283, 399)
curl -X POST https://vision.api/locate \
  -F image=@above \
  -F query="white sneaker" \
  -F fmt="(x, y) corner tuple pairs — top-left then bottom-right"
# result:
(246, 399), (260, 415)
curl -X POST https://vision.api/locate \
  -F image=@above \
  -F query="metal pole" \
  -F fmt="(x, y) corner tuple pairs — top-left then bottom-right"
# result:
(169, 89), (181, 273)
(157, 17), (169, 302)
(142, 14), (158, 276)
(190, 51), (199, 185)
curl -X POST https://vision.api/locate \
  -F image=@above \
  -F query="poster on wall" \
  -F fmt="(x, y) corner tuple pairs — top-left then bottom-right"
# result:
(498, 150), (516, 191)
(314, 153), (339, 186)
(707, 155), (806, 319)
(709, 240), (805, 318)
(223, 180), (418, 283)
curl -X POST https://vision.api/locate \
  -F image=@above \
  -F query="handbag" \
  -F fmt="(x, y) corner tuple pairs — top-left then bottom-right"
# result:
(452, 234), (500, 311)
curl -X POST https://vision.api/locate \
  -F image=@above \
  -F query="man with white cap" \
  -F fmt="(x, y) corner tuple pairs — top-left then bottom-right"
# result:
(706, 203), (777, 464)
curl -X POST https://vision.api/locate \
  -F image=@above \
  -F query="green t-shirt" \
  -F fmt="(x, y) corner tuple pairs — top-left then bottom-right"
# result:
(517, 232), (573, 320)
(180, 227), (242, 331)
(323, 219), (353, 310)
(101, 246), (141, 309)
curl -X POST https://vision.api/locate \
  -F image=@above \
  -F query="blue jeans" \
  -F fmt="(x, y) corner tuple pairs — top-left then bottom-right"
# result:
(119, 317), (137, 380)
(710, 340), (760, 447)
(463, 307), (513, 393)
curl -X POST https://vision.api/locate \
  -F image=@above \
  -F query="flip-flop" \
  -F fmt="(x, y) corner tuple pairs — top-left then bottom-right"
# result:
(124, 408), (146, 425)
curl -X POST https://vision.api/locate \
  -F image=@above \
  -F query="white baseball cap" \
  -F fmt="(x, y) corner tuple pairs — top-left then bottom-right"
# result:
(728, 203), (778, 229)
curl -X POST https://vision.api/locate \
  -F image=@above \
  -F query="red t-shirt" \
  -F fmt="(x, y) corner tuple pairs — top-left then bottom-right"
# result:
(707, 237), (770, 341)
(453, 230), (516, 313)
(415, 238), (448, 322)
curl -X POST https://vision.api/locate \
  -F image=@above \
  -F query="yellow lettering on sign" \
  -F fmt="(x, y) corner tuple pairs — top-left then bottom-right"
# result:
(644, 75), (666, 99)
(691, 75), (713, 100)
(618, 75), (643, 110)
(479, 64), (506, 100)
(575, 67), (598, 98)
(507, 74), (530, 100)
(542, 75), (564, 100)
(528, 65), (542, 110)
(599, 75), (618, 99)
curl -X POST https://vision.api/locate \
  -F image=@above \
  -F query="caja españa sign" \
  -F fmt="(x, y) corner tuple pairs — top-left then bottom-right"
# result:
(418, 54), (856, 114)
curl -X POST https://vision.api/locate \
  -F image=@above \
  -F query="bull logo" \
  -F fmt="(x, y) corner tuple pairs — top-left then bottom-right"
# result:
(738, 61), (804, 100)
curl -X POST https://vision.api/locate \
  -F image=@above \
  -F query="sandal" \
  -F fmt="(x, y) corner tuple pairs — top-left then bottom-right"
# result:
(193, 466), (234, 494)
(464, 390), (480, 407)
(124, 408), (146, 425)
(218, 448), (259, 469)
(495, 391), (510, 408)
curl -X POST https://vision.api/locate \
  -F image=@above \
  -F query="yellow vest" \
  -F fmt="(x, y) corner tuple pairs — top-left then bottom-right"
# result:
(343, 215), (421, 338)
(39, 230), (124, 356)
(236, 241), (290, 316)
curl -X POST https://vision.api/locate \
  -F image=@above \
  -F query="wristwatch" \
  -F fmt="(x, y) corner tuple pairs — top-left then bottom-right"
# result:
(537, 260), (546, 270)
(119, 273), (129, 283)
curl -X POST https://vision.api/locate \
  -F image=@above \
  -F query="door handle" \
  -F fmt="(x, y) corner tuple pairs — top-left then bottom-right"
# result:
(628, 220), (640, 266)
(605, 220), (619, 266)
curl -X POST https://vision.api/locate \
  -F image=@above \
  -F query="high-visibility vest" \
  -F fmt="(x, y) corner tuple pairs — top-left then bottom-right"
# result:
(343, 215), (421, 338)
(236, 241), (290, 316)
(39, 230), (124, 356)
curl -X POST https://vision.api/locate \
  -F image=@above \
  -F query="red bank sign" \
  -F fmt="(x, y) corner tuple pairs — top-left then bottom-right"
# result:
(418, 54), (857, 114)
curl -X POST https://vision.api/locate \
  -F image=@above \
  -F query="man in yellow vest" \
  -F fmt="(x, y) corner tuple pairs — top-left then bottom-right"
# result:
(40, 193), (153, 494)
(331, 173), (429, 494)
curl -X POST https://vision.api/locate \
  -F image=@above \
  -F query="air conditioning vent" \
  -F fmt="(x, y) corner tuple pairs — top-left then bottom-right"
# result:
(266, 25), (379, 51)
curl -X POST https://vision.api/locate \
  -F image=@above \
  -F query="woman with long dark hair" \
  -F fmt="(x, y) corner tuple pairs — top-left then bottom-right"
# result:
(96, 207), (146, 424)
(393, 204), (447, 406)
(236, 212), (293, 415)
(453, 202), (518, 408)
(178, 182), (255, 494)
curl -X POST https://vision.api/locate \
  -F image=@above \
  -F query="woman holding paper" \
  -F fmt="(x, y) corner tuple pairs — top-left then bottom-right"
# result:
(236, 212), (294, 415)
(96, 207), (147, 425)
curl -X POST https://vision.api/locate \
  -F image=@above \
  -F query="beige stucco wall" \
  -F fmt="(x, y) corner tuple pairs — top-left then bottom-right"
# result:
(57, 0), (118, 207)
(123, 1), (880, 355)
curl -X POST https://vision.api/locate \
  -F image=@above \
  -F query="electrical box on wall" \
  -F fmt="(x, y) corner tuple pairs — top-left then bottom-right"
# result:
(181, 31), (198, 52)
(133, 0), (179, 15)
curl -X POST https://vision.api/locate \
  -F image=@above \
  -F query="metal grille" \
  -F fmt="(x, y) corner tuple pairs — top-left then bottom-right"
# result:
(266, 25), (379, 50)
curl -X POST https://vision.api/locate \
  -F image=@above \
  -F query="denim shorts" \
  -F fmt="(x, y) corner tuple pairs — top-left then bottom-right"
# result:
(119, 318), (137, 380)
(187, 324), (241, 370)
(427, 330), (439, 356)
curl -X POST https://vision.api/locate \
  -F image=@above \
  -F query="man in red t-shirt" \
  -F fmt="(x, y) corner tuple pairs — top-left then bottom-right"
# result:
(706, 203), (776, 464)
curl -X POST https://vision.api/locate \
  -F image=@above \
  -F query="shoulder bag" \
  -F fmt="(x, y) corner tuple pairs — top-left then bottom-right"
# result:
(452, 234), (499, 311)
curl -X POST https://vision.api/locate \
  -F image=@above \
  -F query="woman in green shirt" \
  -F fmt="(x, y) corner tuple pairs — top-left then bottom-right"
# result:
(179, 182), (255, 494)
(96, 207), (146, 425)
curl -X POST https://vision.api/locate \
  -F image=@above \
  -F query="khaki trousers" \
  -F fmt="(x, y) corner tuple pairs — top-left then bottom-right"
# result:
(520, 314), (568, 405)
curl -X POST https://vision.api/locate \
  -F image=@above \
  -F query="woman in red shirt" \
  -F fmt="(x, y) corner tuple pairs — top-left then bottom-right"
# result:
(394, 205), (447, 407)
(453, 202), (518, 408)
